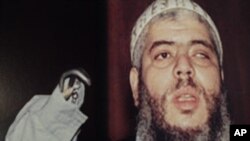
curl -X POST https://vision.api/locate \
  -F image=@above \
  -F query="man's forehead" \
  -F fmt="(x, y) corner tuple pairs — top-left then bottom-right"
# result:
(148, 14), (209, 34)
(146, 16), (213, 47)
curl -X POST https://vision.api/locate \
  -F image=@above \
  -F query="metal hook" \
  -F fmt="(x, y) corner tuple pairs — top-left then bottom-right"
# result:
(59, 68), (91, 93)
(59, 68), (91, 102)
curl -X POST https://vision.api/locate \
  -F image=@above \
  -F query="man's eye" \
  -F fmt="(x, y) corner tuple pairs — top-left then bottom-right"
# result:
(195, 53), (209, 59)
(154, 52), (171, 60)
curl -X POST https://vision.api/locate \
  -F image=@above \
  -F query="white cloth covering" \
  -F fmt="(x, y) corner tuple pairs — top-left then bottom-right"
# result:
(5, 85), (87, 141)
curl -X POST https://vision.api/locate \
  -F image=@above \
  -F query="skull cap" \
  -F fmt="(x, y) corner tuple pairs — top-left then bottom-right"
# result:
(130, 0), (223, 68)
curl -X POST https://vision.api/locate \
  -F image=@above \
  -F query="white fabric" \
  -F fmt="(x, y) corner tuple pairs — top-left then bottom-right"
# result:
(5, 85), (87, 141)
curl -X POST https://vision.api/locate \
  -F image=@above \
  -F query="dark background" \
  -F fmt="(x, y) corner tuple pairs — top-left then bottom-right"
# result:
(0, 0), (250, 141)
(0, 0), (107, 140)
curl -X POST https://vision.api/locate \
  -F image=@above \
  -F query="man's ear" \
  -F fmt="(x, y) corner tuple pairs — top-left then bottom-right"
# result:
(129, 67), (139, 107)
(221, 69), (224, 80)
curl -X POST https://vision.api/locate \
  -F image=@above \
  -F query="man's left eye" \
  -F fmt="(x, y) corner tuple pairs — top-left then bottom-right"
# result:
(195, 53), (209, 59)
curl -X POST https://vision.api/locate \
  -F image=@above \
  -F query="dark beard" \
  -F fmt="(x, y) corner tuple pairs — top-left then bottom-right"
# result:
(135, 79), (230, 141)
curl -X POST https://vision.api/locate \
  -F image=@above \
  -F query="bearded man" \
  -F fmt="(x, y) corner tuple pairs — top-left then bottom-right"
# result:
(129, 0), (231, 140)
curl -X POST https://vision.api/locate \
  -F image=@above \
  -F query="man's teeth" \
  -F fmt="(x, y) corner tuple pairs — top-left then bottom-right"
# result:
(178, 94), (195, 101)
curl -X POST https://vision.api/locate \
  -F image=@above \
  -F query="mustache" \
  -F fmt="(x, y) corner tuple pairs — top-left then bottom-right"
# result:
(166, 77), (205, 97)
(176, 77), (197, 89)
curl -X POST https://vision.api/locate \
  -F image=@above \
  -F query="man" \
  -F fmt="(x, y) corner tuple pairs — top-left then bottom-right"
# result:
(129, 0), (230, 140)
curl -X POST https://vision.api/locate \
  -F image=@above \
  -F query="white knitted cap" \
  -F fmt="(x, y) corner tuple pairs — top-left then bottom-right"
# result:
(130, 0), (223, 68)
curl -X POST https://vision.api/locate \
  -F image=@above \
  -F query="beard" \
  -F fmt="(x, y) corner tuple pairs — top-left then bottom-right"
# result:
(135, 77), (230, 141)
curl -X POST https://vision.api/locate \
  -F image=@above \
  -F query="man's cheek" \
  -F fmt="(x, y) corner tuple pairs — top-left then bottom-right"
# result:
(145, 70), (173, 98)
(196, 69), (220, 95)
(145, 81), (172, 99)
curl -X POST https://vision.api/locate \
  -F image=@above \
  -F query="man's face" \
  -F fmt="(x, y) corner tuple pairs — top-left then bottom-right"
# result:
(132, 16), (221, 131)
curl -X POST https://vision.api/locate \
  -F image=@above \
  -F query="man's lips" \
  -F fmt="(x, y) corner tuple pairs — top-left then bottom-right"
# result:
(172, 86), (199, 111)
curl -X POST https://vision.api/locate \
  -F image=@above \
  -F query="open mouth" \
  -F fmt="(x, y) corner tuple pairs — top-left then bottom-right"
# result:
(172, 86), (199, 111)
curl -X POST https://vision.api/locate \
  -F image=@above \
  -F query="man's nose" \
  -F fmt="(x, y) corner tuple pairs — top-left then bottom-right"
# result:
(173, 55), (194, 80)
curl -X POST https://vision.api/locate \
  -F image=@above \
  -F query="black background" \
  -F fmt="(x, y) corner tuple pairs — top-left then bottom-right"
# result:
(0, 0), (107, 140)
